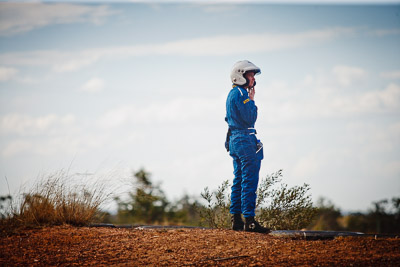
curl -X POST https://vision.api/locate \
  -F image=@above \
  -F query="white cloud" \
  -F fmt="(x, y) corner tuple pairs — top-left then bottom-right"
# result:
(262, 66), (400, 123)
(81, 77), (105, 93)
(1, 134), (103, 158)
(142, 27), (354, 56)
(380, 70), (400, 80)
(369, 28), (400, 37)
(359, 83), (400, 111)
(0, 27), (355, 72)
(98, 97), (220, 128)
(292, 151), (320, 178)
(332, 65), (366, 86)
(313, 82), (400, 116)
(198, 4), (240, 13)
(1, 139), (32, 158)
(0, 113), (109, 158)
(0, 113), (75, 136)
(324, 83), (400, 115)
(0, 66), (18, 81)
(0, 3), (117, 36)
(307, 67), (400, 115)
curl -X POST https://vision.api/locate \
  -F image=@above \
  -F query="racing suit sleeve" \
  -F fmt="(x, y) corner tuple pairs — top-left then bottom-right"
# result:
(236, 94), (258, 127)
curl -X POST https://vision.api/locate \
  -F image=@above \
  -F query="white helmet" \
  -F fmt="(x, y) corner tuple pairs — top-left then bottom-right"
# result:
(230, 60), (261, 86)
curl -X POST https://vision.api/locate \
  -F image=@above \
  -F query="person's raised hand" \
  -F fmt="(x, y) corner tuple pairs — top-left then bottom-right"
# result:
(248, 87), (255, 101)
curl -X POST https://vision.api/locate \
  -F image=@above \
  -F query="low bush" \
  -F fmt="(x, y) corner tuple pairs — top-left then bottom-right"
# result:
(256, 170), (317, 230)
(199, 170), (317, 230)
(198, 180), (231, 229)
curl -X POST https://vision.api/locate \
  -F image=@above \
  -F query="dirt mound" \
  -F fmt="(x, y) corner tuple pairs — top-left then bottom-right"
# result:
(1, 225), (399, 266)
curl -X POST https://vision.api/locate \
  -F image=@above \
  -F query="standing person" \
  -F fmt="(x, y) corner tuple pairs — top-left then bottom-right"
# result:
(225, 60), (270, 233)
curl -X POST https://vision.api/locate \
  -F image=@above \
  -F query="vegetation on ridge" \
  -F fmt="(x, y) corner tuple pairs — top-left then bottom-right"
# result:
(1, 168), (399, 234)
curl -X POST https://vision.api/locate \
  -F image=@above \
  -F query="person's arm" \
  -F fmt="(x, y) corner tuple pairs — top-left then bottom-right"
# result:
(237, 88), (257, 126)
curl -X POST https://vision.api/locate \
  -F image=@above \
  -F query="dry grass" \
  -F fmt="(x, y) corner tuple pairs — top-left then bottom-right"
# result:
(1, 170), (110, 231)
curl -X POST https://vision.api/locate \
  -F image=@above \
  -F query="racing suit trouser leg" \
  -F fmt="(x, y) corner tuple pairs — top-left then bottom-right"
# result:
(240, 153), (261, 218)
(229, 134), (262, 218)
(230, 155), (243, 215)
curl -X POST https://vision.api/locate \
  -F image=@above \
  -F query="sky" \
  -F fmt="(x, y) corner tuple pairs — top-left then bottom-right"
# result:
(0, 1), (399, 213)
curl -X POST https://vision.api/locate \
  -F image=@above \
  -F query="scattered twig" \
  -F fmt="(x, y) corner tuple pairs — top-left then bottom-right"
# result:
(187, 255), (250, 265)
(213, 255), (250, 261)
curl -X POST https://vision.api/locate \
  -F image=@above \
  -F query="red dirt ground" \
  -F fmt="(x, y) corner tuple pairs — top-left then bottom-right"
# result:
(1, 225), (399, 266)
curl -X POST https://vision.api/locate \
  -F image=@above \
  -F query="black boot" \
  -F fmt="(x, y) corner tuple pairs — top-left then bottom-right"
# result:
(231, 214), (244, 231)
(244, 217), (271, 234)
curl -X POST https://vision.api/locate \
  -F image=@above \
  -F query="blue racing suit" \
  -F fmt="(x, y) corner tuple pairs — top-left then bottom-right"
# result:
(225, 85), (263, 218)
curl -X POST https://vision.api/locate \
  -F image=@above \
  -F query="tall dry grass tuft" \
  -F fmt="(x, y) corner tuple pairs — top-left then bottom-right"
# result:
(1, 170), (110, 231)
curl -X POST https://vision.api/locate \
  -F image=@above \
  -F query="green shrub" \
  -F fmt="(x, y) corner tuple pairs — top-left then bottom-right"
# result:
(115, 169), (170, 224)
(198, 180), (231, 229)
(308, 197), (343, 231)
(114, 168), (202, 226)
(199, 170), (317, 230)
(256, 170), (317, 230)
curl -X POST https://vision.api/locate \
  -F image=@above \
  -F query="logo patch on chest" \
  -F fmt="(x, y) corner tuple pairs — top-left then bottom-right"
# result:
(243, 98), (250, 104)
